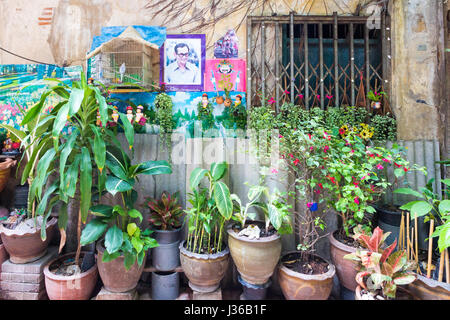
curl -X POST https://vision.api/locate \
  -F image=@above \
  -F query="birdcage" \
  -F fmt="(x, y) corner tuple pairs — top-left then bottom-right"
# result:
(93, 38), (159, 88)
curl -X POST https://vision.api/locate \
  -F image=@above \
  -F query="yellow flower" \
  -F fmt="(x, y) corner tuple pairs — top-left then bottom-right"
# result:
(360, 129), (371, 140)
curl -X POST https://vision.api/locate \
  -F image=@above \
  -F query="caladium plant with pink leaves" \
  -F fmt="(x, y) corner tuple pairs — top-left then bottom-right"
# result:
(344, 226), (417, 299)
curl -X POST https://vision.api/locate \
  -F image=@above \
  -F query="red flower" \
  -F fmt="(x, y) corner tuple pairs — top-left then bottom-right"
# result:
(394, 163), (402, 168)
(11, 142), (20, 149)
(268, 97), (276, 105)
(318, 183), (323, 189)
(404, 167), (409, 172)
(308, 133), (312, 140)
(288, 153), (294, 158)
(323, 145), (330, 153)
(339, 128), (346, 135)
(354, 197), (360, 205)
(327, 176), (336, 184)
(293, 159), (300, 166)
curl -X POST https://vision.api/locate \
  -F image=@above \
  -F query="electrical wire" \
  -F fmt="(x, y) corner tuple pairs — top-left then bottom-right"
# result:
(0, 45), (59, 67)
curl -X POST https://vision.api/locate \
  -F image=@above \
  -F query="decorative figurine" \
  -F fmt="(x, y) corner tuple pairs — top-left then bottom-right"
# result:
(112, 106), (119, 123)
(96, 110), (102, 126)
(135, 105), (144, 123)
(202, 93), (209, 108)
(216, 95), (224, 104)
(234, 94), (242, 107)
(88, 77), (94, 85)
(126, 106), (134, 122)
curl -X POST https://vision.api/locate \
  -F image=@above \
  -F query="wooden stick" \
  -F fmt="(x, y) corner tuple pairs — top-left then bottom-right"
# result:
(398, 213), (404, 251)
(406, 212), (410, 259)
(414, 216), (419, 265)
(409, 227), (416, 261)
(427, 219), (434, 278)
(438, 250), (445, 282)
(445, 249), (449, 284)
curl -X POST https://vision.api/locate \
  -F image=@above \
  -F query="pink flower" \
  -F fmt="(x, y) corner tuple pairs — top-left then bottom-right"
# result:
(323, 145), (329, 153)
(354, 197), (360, 205)
(382, 158), (391, 163)
(268, 97), (276, 105)
(307, 202), (313, 208)
(138, 117), (147, 125)
(314, 189), (321, 194)
(376, 164), (384, 170)
(284, 90), (290, 95)
(298, 94), (304, 99)
(351, 149), (355, 154)
(271, 168), (278, 174)
(293, 159), (300, 166)
(288, 153), (294, 158)
(326, 94), (333, 100)
(310, 146), (314, 151)
(317, 95), (321, 100)
(279, 134), (284, 139)
(308, 133), (312, 140)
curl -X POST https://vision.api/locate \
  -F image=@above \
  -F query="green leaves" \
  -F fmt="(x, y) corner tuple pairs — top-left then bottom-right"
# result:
(80, 147), (92, 223)
(213, 181), (233, 220)
(134, 160), (172, 176)
(189, 167), (208, 190)
(105, 175), (135, 196)
(89, 205), (113, 218)
(409, 201), (433, 219)
(210, 162), (227, 181)
(105, 225), (123, 254)
(67, 87), (84, 116)
(91, 125), (106, 172)
(80, 219), (108, 245)
(119, 112), (134, 150)
(439, 200), (450, 214)
(393, 188), (424, 199)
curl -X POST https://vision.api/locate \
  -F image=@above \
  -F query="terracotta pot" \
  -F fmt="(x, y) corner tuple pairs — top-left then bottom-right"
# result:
(44, 252), (99, 300)
(406, 273), (450, 300)
(0, 217), (57, 263)
(278, 252), (336, 300)
(96, 242), (145, 293)
(227, 225), (281, 285)
(0, 158), (16, 193)
(179, 240), (229, 293)
(329, 230), (358, 291)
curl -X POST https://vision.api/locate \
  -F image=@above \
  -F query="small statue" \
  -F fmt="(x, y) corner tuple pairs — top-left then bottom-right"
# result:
(126, 106), (134, 123)
(135, 105), (144, 123)
(238, 224), (260, 240)
(202, 93), (209, 108)
(96, 110), (101, 126)
(87, 78), (94, 85)
(234, 94), (242, 107)
(112, 106), (119, 123)
(3, 132), (12, 150)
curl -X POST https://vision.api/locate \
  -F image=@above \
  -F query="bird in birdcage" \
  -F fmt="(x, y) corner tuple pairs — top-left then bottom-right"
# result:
(119, 62), (126, 83)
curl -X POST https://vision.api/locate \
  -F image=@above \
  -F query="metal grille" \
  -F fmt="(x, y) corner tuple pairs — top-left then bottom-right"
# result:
(247, 11), (391, 113)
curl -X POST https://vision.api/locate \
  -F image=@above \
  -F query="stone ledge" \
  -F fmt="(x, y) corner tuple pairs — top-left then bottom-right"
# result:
(192, 287), (222, 300)
(1, 246), (58, 274)
(95, 287), (139, 300)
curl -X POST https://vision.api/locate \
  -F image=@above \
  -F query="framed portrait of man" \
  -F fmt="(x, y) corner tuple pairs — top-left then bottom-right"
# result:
(160, 34), (205, 91)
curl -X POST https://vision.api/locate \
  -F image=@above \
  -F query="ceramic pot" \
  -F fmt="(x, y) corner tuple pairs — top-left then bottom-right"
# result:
(179, 240), (229, 293)
(278, 252), (336, 300)
(406, 273), (450, 300)
(0, 158), (16, 193)
(151, 271), (179, 300)
(0, 217), (57, 263)
(329, 230), (358, 291)
(227, 225), (281, 285)
(44, 252), (99, 300)
(96, 242), (145, 293)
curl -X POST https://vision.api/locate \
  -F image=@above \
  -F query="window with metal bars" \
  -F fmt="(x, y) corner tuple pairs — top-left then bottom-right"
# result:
(247, 12), (391, 113)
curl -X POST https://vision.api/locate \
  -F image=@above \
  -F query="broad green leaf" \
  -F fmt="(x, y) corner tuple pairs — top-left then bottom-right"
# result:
(410, 201), (433, 219)
(101, 250), (121, 263)
(64, 154), (81, 199)
(210, 162), (227, 181)
(93, 86), (109, 126)
(34, 148), (56, 199)
(437, 224), (450, 253)
(131, 237), (143, 253)
(67, 87), (84, 116)
(441, 179), (450, 187)
(113, 205), (126, 217)
(40, 195), (59, 241)
(134, 160), (172, 176)
(105, 175), (134, 196)
(21, 90), (53, 125)
(35, 182), (58, 218)
(213, 181), (233, 220)
(128, 209), (143, 223)
(0, 124), (26, 141)
(393, 274), (416, 285)
(137, 249), (145, 266)
(58, 202), (68, 230)
(124, 252), (135, 270)
(105, 225), (123, 254)
(52, 102), (70, 141)
(90, 125), (106, 172)
(393, 188), (424, 199)
(59, 129), (79, 194)
(439, 200), (450, 214)
(370, 273), (392, 287)
(89, 204), (114, 218)
(190, 168), (208, 190)
(268, 204), (282, 231)
(119, 113), (134, 150)
(105, 149), (128, 181)
(399, 201), (423, 211)
(80, 147), (92, 223)
(80, 219), (108, 245)
(248, 185), (265, 202)
(127, 223), (138, 236)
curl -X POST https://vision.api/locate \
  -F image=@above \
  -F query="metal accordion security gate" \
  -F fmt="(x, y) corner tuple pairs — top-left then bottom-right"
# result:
(246, 11), (392, 114)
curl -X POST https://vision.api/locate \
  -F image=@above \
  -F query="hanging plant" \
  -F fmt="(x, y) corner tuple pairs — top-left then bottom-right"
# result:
(155, 92), (174, 160)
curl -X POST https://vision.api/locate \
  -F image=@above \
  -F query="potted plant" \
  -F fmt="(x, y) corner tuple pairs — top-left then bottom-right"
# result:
(228, 184), (292, 299)
(275, 127), (336, 300)
(367, 90), (387, 110)
(20, 73), (114, 299)
(393, 176), (450, 300)
(154, 92), (174, 158)
(344, 226), (417, 300)
(145, 191), (184, 271)
(307, 124), (416, 293)
(80, 142), (172, 293)
(180, 161), (232, 293)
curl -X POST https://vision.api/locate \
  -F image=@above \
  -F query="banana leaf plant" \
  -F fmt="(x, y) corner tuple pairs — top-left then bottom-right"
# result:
(80, 143), (172, 270)
(185, 162), (233, 254)
(22, 72), (133, 267)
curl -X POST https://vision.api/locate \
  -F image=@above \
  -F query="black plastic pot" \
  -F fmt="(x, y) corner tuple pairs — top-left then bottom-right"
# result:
(238, 274), (271, 300)
(151, 271), (179, 300)
(152, 240), (180, 271)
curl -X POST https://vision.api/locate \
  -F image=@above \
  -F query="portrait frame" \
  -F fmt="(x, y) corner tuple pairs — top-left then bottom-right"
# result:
(160, 34), (206, 91)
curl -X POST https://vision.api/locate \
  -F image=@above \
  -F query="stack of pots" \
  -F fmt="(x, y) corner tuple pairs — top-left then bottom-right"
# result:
(151, 226), (182, 300)
(227, 223), (281, 300)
